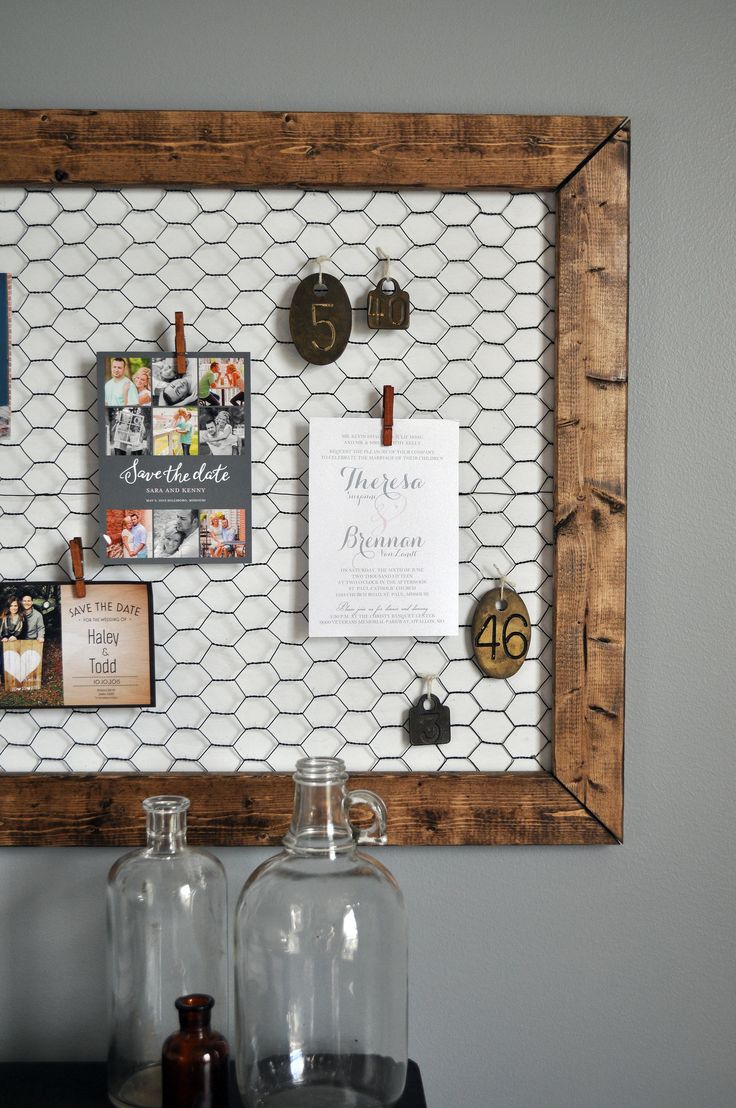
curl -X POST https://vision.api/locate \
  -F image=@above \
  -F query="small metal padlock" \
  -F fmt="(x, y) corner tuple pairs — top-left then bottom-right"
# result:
(367, 278), (410, 330)
(408, 693), (451, 746)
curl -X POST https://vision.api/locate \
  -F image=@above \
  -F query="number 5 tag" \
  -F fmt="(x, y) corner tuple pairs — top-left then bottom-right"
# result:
(289, 271), (352, 365)
(472, 586), (531, 678)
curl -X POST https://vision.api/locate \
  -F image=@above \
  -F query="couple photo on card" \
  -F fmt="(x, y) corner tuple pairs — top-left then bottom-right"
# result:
(0, 585), (61, 705)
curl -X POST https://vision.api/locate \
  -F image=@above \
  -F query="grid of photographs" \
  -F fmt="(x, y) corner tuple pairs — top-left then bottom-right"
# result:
(104, 507), (249, 560)
(103, 355), (248, 458)
(100, 353), (251, 561)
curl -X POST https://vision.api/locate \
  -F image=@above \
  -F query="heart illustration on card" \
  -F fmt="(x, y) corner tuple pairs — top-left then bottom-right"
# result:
(372, 492), (407, 530)
(3, 644), (42, 685)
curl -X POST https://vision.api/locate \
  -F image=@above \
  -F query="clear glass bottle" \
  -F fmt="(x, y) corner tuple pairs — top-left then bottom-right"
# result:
(107, 796), (228, 1108)
(234, 757), (408, 1108)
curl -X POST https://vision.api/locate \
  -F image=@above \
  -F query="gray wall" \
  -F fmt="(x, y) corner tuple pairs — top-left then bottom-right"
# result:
(1, 2), (735, 1105)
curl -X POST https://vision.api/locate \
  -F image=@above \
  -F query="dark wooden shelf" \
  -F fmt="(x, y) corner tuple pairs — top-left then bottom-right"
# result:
(0, 1060), (427, 1107)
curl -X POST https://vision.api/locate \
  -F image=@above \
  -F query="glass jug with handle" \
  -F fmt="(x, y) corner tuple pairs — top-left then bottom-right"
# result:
(234, 756), (408, 1107)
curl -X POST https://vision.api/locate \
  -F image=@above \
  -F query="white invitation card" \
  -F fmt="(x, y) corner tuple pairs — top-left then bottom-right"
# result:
(309, 417), (459, 637)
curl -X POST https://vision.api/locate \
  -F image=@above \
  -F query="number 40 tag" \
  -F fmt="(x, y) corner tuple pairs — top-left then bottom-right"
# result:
(472, 587), (531, 678)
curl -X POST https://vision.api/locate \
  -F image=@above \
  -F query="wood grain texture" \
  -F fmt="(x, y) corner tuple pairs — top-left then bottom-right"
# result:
(0, 110), (626, 190)
(554, 127), (629, 841)
(0, 110), (628, 846)
(0, 772), (615, 847)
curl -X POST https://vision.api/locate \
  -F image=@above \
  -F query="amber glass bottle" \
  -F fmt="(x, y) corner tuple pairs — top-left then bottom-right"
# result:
(161, 994), (229, 1108)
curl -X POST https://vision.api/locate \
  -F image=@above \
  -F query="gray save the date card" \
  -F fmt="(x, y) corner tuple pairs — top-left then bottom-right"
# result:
(97, 351), (252, 563)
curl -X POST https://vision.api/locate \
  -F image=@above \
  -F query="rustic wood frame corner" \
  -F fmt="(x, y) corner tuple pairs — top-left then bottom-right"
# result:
(0, 110), (628, 847)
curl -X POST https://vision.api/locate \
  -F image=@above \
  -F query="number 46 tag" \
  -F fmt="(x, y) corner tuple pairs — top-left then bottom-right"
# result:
(472, 587), (531, 678)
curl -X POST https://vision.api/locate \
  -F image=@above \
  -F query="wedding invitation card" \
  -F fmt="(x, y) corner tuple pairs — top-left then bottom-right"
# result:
(308, 417), (459, 637)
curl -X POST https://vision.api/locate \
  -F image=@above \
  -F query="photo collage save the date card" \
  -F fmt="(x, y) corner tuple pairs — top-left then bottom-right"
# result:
(97, 351), (252, 562)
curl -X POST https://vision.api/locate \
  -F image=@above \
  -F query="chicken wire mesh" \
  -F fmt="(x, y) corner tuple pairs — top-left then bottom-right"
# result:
(0, 186), (554, 774)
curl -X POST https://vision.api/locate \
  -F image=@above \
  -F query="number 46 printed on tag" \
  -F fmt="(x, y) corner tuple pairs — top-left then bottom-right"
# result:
(472, 587), (531, 678)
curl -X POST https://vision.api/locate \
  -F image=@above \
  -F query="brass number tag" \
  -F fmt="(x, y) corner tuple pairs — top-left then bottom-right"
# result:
(472, 587), (531, 678)
(367, 279), (410, 330)
(289, 272), (352, 365)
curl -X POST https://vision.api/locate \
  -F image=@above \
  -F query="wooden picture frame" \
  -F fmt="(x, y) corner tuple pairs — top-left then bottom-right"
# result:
(0, 110), (628, 846)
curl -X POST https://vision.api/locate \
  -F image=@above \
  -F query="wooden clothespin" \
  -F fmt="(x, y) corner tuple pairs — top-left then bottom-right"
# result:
(175, 311), (186, 377)
(68, 537), (86, 598)
(382, 385), (394, 447)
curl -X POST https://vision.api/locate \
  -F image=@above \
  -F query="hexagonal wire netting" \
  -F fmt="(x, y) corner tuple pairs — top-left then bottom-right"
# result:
(0, 186), (554, 774)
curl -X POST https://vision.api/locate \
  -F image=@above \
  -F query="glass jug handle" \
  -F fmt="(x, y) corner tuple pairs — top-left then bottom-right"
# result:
(347, 789), (388, 846)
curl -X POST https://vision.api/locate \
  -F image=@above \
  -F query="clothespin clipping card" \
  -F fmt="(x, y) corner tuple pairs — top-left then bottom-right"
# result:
(68, 537), (86, 598)
(175, 311), (186, 377)
(382, 385), (394, 447)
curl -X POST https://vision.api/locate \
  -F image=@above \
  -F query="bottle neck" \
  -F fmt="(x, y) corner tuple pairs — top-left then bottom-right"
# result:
(176, 995), (213, 1037)
(283, 770), (355, 856)
(143, 796), (189, 854)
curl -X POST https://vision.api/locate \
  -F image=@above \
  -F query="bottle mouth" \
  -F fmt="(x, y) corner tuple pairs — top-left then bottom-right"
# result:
(142, 795), (191, 814)
(176, 994), (214, 1012)
(293, 757), (348, 785)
